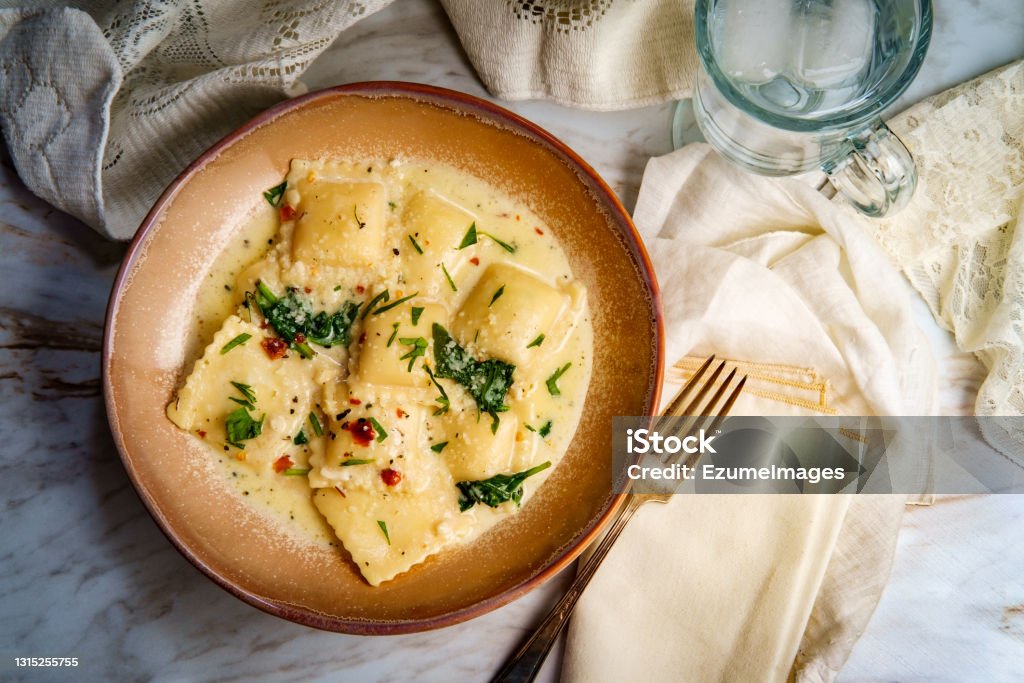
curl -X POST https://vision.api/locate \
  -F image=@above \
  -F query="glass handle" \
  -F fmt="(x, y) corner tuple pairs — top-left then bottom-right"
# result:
(825, 120), (917, 218)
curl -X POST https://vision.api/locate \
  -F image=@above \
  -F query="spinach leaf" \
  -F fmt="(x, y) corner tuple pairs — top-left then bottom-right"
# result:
(225, 406), (264, 448)
(307, 301), (360, 347)
(431, 324), (515, 424)
(253, 281), (359, 355)
(253, 282), (313, 357)
(456, 462), (551, 512)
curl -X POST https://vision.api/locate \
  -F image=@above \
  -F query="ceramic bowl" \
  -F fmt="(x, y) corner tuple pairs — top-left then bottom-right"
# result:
(103, 82), (663, 634)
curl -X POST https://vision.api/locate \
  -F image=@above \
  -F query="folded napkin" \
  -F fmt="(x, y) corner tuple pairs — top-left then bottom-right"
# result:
(561, 144), (937, 683)
(864, 61), (1024, 460)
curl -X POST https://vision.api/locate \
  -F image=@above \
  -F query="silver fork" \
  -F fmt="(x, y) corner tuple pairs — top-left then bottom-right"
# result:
(492, 356), (747, 683)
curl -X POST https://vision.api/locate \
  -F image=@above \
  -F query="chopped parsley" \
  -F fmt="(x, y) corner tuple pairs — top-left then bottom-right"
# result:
(399, 336), (427, 371)
(408, 234), (424, 254)
(361, 290), (390, 320)
(456, 222), (516, 253)
(484, 233), (516, 253)
(387, 322), (400, 347)
(527, 334), (545, 348)
(431, 324), (514, 429)
(372, 291), (418, 316)
(341, 458), (374, 466)
(488, 285), (505, 307)
(458, 223), (478, 249)
(430, 441), (448, 453)
(293, 430), (308, 445)
(423, 364), (450, 415)
(526, 420), (553, 437)
(456, 462), (551, 512)
(546, 362), (572, 396)
(441, 262), (457, 292)
(411, 306), (424, 326)
(368, 417), (388, 442)
(377, 520), (391, 545)
(220, 333), (252, 354)
(308, 412), (323, 437)
(283, 467), (310, 476)
(230, 381), (257, 407)
(263, 181), (286, 207)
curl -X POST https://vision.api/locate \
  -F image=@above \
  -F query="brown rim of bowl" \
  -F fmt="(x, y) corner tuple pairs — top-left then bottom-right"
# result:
(102, 81), (666, 635)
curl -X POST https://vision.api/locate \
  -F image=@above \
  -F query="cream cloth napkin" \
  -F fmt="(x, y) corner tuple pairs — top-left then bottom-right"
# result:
(561, 144), (938, 683)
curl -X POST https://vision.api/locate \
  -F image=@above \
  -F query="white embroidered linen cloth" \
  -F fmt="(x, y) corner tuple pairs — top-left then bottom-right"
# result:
(560, 143), (938, 683)
(440, 0), (696, 110)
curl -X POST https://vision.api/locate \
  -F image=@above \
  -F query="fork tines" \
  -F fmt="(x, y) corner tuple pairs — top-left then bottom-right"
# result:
(654, 356), (747, 450)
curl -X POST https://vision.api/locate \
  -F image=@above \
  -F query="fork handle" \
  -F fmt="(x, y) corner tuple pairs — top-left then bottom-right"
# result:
(490, 494), (644, 683)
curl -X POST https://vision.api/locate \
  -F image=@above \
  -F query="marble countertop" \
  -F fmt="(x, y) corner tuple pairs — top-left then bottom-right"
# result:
(1, 1), (1022, 681)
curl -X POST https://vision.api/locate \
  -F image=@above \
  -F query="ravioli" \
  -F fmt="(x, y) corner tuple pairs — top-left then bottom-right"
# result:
(169, 157), (593, 586)
(452, 263), (572, 369)
(167, 315), (333, 470)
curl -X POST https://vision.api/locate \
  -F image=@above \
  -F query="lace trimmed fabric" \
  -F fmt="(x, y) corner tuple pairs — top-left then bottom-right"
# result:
(0, 1), (394, 240)
(863, 61), (1024, 459)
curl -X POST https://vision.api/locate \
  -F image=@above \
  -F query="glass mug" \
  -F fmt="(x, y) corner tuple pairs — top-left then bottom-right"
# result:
(692, 0), (932, 216)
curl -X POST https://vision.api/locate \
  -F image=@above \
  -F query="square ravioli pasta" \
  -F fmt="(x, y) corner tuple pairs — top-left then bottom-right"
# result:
(167, 157), (593, 586)
(167, 315), (339, 471)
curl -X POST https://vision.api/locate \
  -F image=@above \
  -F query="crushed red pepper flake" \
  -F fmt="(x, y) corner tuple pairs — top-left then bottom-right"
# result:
(349, 397), (361, 405)
(273, 455), (293, 473)
(380, 468), (402, 487)
(355, 285), (365, 294)
(534, 227), (544, 235)
(279, 204), (297, 221)
(345, 418), (374, 446)
(470, 257), (480, 266)
(261, 336), (287, 359)
(197, 430), (207, 438)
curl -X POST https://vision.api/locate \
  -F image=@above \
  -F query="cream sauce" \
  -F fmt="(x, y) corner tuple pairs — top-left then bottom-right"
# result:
(178, 157), (594, 575)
